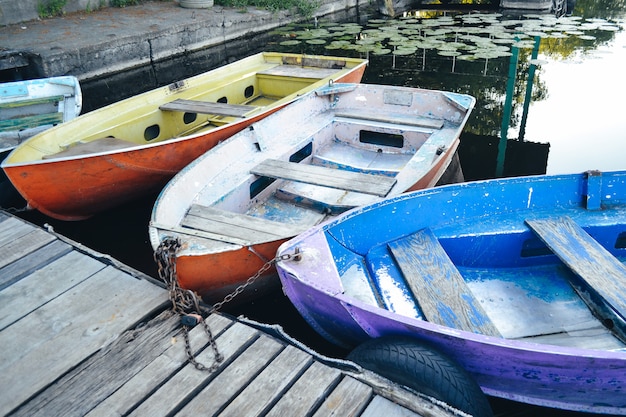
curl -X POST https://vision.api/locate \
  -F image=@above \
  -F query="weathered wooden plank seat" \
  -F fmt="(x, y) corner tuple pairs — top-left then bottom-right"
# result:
(42, 136), (135, 159)
(159, 99), (256, 118)
(312, 142), (410, 177)
(275, 187), (355, 215)
(257, 65), (339, 79)
(180, 204), (304, 245)
(0, 95), (64, 110)
(526, 216), (626, 342)
(387, 228), (502, 337)
(0, 112), (64, 132)
(0, 95), (65, 132)
(251, 159), (397, 197)
(335, 111), (444, 130)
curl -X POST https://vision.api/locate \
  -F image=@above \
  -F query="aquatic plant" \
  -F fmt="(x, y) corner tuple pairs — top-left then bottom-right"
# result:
(272, 10), (622, 72)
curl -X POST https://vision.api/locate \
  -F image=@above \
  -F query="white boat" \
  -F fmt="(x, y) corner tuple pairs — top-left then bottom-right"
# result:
(0, 76), (82, 153)
(149, 83), (475, 304)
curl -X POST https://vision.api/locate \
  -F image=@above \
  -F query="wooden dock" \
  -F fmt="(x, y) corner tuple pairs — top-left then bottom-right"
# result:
(0, 211), (465, 417)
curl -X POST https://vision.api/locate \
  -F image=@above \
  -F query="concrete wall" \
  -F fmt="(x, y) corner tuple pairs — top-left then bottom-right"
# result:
(2, 0), (362, 27)
(1, 0), (367, 80)
(0, 0), (370, 107)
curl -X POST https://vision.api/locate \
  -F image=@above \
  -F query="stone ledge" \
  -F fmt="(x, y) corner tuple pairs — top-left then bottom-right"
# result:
(0, 0), (364, 81)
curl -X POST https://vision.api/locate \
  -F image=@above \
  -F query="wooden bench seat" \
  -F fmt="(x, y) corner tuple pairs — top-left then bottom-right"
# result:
(1, 94), (66, 133)
(0, 112), (64, 133)
(275, 187), (356, 215)
(335, 111), (444, 130)
(159, 99), (256, 118)
(526, 216), (626, 343)
(387, 228), (501, 337)
(251, 159), (396, 197)
(42, 137), (135, 159)
(257, 65), (339, 79)
(180, 204), (304, 245)
(0, 95), (65, 110)
(312, 142), (411, 177)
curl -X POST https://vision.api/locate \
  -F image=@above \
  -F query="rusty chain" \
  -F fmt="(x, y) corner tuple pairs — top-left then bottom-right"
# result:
(154, 237), (223, 372)
(154, 236), (298, 372)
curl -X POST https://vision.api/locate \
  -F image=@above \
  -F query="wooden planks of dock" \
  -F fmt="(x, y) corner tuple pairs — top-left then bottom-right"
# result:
(0, 211), (466, 417)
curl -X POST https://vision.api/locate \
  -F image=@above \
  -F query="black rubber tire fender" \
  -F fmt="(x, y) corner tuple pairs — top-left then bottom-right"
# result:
(347, 336), (493, 417)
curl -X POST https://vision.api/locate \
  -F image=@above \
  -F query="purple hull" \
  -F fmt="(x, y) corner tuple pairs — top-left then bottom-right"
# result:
(277, 171), (626, 414)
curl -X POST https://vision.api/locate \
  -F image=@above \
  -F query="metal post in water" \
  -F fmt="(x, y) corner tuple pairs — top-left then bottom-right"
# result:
(496, 40), (520, 177)
(519, 36), (541, 142)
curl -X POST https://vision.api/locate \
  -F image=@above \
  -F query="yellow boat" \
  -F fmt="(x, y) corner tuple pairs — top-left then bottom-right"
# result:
(1, 52), (367, 220)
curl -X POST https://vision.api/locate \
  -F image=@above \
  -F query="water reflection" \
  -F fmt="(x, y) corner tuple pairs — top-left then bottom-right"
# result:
(268, 0), (625, 175)
(521, 24), (626, 174)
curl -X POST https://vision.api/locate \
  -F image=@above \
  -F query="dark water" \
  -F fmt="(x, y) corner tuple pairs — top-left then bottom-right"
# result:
(267, 0), (626, 176)
(9, 1), (626, 416)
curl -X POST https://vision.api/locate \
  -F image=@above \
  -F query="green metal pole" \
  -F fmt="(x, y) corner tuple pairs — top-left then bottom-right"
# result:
(496, 42), (519, 177)
(519, 36), (541, 142)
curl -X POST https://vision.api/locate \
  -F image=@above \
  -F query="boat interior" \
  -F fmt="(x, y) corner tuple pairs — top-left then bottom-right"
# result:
(332, 209), (626, 352)
(41, 67), (323, 158)
(244, 108), (458, 216)
(177, 110), (448, 250)
(10, 57), (358, 162)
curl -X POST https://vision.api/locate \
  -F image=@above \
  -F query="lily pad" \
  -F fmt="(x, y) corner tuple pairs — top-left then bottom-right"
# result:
(512, 40), (537, 49)
(280, 40), (301, 46)
(598, 25), (620, 31)
(357, 38), (379, 45)
(354, 44), (381, 53)
(525, 31), (549, 38)
(492, 38), (517, 45)
(342, 25), (364, 34)
(473, 50), (512, 59)
(457, 54), (479, 61)
(393, 47), (417, 55)
(438, 50), (462, 57)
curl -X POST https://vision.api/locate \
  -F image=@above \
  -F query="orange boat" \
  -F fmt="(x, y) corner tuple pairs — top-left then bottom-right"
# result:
(1, 52), (367, 220)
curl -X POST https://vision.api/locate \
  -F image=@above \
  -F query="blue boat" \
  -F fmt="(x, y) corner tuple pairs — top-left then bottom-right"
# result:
(276, 170), (626, 416)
